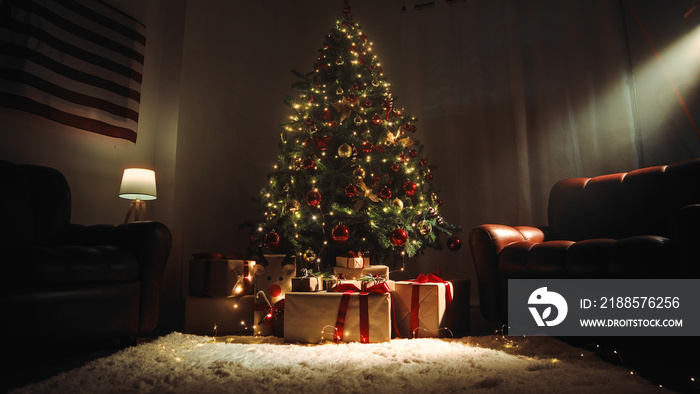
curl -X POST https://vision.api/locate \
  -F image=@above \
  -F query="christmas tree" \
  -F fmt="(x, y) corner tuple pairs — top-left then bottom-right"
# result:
(248, 1), (460, 269)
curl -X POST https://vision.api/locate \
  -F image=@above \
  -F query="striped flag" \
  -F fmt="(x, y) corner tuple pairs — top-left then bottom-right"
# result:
(0, 0), (145, 143)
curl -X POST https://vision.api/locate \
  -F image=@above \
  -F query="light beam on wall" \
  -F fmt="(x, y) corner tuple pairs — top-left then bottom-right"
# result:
(625, 0), (700, 140)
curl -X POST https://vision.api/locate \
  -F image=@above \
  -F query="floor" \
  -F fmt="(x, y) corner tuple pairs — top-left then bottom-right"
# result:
(2, 308), (698, 393)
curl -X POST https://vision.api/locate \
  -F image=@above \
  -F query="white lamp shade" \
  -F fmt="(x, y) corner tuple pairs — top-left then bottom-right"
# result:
(119, 168), (157, 200)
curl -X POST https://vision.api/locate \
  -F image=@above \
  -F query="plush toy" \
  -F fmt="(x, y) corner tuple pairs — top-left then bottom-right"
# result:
(253, 254), (296, 337)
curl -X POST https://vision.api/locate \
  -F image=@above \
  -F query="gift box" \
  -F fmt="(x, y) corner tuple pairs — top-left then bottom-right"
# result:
(284, 283), (392, 344)
(392, 273), (457, 338)
(335, 253), (369, 269)
(189, 259), (256, 297)
(254, 254), (296, 336)
(327, 279), (395, 292)
(333, 265), (389, 280)
(291, 276), (324, 292)
(184, 295), (254, 335)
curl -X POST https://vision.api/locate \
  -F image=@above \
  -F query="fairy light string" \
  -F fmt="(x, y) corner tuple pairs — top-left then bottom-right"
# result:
(246, 0), (460, 270)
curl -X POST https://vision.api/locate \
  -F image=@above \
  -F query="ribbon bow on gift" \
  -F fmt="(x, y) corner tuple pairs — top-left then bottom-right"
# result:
(409, 271), (453, 337)
(330, 282), (391, 343)
(255, 291), (284, 327)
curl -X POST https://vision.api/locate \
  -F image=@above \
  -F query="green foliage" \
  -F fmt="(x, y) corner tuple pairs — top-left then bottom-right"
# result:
(248, 11), (459, 269)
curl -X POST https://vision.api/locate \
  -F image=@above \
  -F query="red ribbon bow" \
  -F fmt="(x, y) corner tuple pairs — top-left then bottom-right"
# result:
(255, 299), (285, 326)
(331, 282), (390, 343)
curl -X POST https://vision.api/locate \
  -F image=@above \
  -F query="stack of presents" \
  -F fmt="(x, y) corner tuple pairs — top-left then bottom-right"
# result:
(185, 253), (470, 342)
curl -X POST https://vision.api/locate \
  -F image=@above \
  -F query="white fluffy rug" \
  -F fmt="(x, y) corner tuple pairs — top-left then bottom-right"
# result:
(12, 333), (668, 393)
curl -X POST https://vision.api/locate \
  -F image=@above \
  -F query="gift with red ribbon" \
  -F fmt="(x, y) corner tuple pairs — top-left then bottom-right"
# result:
(392, 271), (455, 338)
(335, 251), (370, 268)
(333, 264), (389, 280)
(284, 283), (391, 344)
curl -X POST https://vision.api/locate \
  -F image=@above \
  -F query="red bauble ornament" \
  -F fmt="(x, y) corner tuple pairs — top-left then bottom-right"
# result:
(264, 231), (281, 250)
(403, 123), (417, 133)
(403, 181), (417, 196)
(371, 114), (383, 124)
(322, 109), (332, 119)
(306, 190), (322, 206)
(390, 163), (400, 172)
(331, 224), (350, 243)
(447, 236), (462, 251)
(390, 228), (408, 247)
(409, 149), (418, 158)
(379, 186), (392, 199)
(425, 173), (434, 182)
(420, 158), (428, 166)
(315, 137), (330, 151)
(345, 184), (358, 198)
(302, 157), (315, 170)
(361, 141), (373, 153)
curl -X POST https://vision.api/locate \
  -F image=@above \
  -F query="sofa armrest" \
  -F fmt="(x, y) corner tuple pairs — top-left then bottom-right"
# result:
(672, 204), (700, 277)
(469, 224), (546, 322)
(65, 221), (172, 333)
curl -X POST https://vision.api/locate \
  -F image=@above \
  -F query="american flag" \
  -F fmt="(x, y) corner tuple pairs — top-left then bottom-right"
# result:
(0, 0), (145, 143)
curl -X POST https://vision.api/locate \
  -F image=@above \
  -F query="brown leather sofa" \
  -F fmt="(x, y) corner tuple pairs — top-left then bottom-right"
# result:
(469, 158), (700, 323)
(0, 160), (172, 346)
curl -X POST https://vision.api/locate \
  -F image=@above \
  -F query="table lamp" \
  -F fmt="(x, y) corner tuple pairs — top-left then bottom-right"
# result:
(119, 168), (157, 223)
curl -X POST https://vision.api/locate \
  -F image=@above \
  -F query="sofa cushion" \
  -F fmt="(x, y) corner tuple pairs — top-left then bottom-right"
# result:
(498, 236), (675, 279)
(610, 235), (675, 277)
(0, 244), (139, 289)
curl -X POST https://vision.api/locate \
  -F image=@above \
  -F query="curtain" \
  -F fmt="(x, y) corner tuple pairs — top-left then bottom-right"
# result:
(393, 0), (640, 279)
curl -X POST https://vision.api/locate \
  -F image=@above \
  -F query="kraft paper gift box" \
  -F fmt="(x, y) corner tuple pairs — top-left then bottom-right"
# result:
(284, 284), (392, 344)
(333, 264), (389, 280)
(189, 259), (256, 297)
(291, 276), (324, 292)
(184, 295), (254, 335)
(392, 273), (455, 338)
(335, 253), (370, 269)
(328, 279), (396, 292)
(254, 254), (296, 336)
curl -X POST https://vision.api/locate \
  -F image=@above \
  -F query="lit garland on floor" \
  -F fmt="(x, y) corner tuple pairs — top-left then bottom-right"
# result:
(493, 325), (698, 390)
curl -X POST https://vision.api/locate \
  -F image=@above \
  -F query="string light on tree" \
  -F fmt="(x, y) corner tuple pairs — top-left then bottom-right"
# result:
(246, 0), (460, 268)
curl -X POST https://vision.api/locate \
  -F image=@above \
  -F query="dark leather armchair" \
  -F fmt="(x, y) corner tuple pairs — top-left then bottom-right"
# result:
(469, 158), (700, 323)
(0, 160), (172, 345)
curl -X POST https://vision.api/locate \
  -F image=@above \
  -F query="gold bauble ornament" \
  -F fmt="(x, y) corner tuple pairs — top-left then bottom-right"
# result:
(338, 143), (353, 158)
(353, 166), (366, 179)
(285, 199), (300, 213)
(392, 198), (404, 209)
(418, 220), (432, 235)
(303, 248), (316, 262)
(292, 157), (303, 170)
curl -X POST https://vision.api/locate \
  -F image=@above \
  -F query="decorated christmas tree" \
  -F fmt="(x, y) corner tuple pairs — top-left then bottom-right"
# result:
(248, 1), (460, 269)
